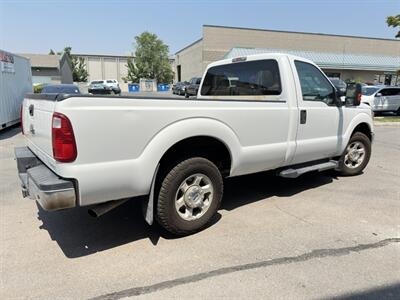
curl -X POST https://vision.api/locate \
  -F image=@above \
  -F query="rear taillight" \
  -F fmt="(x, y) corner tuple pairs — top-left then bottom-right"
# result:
(52, 112), (77, 162)
(20, 104), (24, 134)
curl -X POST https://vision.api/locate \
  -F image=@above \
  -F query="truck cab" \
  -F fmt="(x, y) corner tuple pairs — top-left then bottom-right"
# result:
(198, 54), (372, 166)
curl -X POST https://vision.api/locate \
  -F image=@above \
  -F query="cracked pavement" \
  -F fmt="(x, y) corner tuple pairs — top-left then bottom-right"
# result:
(1, 125), (399, 299)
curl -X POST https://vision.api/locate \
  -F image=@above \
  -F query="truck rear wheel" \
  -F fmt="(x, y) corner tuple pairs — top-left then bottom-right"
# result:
(337, 132), (371, 176)
(156, 157), (223, 235)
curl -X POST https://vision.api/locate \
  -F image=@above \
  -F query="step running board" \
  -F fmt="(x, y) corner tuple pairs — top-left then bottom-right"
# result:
(279, 160), (338, 178)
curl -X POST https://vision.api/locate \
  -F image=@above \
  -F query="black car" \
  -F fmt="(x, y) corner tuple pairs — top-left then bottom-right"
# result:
(328, 77), (347, 96)
(185, 77), (202, 98)
(172, 81), (189, 96)
(41, 84), (81, 94)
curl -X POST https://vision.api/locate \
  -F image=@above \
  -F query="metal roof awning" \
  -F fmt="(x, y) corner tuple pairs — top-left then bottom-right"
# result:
(224, 48), (400, 72)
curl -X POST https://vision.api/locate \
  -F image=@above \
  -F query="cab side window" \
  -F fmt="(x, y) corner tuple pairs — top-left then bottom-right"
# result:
(295, 61), (335, 105)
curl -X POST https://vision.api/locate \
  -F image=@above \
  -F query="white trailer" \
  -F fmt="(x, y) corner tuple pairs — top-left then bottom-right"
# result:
(0, 50), (32, 130)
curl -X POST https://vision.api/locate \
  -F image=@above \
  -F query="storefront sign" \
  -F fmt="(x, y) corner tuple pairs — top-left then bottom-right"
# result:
(0, 50), (15, 73)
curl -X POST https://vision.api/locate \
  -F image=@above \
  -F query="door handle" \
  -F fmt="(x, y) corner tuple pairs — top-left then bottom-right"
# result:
(300, 110), (307, 124)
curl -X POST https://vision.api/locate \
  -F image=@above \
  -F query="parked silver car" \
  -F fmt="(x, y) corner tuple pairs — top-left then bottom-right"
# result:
(361, 86), (400, 115)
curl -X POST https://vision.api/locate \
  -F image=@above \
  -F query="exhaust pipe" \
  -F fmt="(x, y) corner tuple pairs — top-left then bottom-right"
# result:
(88, 199), (128, 218)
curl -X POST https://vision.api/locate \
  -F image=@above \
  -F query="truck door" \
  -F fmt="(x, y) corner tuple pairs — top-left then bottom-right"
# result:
(291, 60), (342, 164)
(381, 88), (400, 112)
(373, 89), (383, 111)
(378, 88), (391, 111)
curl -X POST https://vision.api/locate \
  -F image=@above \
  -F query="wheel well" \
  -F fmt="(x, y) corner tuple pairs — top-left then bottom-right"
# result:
(159, 136), (232, 177)
(352, 123), (372, 140)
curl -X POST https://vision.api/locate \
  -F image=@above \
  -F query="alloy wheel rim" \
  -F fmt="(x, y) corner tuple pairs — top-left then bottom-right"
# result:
(344, 141), (366, 169)
(175, 173), (214, 221)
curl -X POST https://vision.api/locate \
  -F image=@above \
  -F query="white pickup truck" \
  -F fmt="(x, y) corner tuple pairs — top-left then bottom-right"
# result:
(16, 53), (373, 235)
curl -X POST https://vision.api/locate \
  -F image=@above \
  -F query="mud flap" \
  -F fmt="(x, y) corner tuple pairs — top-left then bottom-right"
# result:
(144, 164), (160, 225)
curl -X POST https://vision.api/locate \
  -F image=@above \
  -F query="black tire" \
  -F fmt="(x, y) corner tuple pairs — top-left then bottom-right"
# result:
(156, 157), (223, 235)
(337, 132), (371, 176)
(396, 108), (400, 116)
(185, 92), (189, 99)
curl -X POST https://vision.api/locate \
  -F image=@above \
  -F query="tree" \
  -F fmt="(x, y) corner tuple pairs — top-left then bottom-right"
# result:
(126, 32), (174, 83)
(387, 15), (400, 75)
(123, 57), (136, 83)
(48, 49), (55, 55)
(63, 46), (72, 57)
(72, 57), (89, 82)
(62, 46), (88, 82)
(387, 14), (400, 38)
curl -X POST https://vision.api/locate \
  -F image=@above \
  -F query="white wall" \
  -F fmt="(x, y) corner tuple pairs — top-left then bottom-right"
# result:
(76, 55), (131, 92)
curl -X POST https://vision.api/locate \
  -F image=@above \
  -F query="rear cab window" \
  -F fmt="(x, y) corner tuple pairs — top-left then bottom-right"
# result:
(200, 59), (282, 99)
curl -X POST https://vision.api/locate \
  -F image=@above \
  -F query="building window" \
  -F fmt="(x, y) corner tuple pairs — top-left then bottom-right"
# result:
(177, 65), (181, 82)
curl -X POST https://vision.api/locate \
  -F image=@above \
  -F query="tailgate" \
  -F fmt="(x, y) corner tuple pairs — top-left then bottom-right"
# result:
(22, 94), (57, 161)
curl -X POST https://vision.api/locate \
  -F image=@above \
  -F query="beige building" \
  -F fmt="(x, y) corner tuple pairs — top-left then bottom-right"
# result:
(20, 53), (73, 85)
(72, 53), (133, 91)
(175, 25), (400, 85)
(73, 54), (175, 91)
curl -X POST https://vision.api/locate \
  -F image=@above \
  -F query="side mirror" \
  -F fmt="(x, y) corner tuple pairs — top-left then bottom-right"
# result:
(375, 92), (382, 97)
(345, 83), (363, 106)
(336, 88), (346, 97)
(334, 89), (345, 106)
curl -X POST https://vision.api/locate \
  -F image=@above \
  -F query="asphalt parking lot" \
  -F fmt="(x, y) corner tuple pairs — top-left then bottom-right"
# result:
(1, 124), (399, 299)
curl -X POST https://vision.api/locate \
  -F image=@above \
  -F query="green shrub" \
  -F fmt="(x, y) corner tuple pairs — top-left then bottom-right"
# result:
(33, 84), (44, 93)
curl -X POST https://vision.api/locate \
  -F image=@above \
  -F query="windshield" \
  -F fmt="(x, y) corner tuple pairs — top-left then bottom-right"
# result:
(91, 81), (104, 84)
(362, 87), (379, 96)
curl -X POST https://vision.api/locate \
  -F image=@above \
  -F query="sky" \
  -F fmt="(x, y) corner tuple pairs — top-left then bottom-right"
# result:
(0, 0), (399, 56)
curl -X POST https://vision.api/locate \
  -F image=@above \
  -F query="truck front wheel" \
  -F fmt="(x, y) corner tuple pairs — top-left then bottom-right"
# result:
(156, 157), (223, 235)
(337, 132), (371, 176)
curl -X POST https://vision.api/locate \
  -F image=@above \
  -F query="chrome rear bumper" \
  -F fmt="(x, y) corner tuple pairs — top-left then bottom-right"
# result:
(15, 147), (76, 211)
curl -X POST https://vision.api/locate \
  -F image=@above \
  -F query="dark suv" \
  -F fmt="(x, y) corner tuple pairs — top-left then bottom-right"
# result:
(185, 77), (202, 98)
(41, 84), (81, 94)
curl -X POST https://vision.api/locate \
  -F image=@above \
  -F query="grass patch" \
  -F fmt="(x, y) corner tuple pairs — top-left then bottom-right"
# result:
(374, 116), (400, 122)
